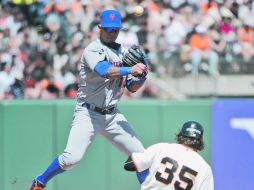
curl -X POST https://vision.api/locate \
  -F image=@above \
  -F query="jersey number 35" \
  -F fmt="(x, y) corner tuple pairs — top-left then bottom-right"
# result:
(155, 157), (198, 190)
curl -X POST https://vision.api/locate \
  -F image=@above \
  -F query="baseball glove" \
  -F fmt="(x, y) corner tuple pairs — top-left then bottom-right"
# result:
(122, 45), (147, 67)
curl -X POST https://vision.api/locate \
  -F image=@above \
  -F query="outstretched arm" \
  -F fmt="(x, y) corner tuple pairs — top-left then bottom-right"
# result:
(124, 155), (149, 184)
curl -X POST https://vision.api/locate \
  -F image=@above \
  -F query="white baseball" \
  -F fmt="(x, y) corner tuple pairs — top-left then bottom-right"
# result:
(134, 5), (144, 16)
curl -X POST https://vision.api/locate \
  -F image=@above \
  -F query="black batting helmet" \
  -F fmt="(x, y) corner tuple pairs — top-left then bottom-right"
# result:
(179, 121), (204, 140)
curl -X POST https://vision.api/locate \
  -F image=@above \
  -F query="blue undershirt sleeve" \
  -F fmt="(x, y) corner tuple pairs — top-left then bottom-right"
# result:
(126, 78), (136, 92)
(136, 169), (149, 184)
(94, 61), (113, 78)
(126, 78), (146, 93)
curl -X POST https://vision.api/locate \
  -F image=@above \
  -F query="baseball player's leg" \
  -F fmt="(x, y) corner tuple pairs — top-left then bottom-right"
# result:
(102, 110), (144, 155)
(102, 110), (148, 183)
(30, 106), (97, 188)
(58, 107), (97, 170)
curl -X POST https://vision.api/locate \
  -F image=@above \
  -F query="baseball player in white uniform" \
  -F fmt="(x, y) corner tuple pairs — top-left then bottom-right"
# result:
(124, 121), (214, 190)
(29, 9), (148, 190)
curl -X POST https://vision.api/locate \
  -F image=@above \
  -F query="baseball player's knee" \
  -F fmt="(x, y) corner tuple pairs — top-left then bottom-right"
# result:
(131, 145), (145, 154)
(124, 140), (144, 155)
(58, 152), (83, 170)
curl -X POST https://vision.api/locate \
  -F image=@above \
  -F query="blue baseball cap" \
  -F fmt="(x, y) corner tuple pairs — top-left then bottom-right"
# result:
(100, 10), (122, 29)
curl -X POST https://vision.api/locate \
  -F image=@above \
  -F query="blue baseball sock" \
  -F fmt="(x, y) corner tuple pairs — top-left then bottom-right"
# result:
(36, 157), (65, 186)
(136, 169), (149, 184)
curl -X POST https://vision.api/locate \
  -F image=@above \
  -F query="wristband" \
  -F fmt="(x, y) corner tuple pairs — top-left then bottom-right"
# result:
(119, 67), (132, 76)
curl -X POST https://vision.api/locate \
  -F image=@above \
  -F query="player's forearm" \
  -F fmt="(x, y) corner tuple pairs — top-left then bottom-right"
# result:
(124, 155), (149, 184)
(94, 61), (146, 79)
(107, 67), (131, 79)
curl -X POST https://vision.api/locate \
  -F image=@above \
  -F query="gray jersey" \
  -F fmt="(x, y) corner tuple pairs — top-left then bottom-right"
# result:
(77, 38), (125, 108)
(58, 39), (145, 171)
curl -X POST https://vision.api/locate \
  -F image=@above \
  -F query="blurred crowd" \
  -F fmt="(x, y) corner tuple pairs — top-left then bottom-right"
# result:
(1, 0), (254, 100)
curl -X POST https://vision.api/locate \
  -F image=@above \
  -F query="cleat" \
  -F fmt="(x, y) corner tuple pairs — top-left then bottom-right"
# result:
(29, 179), (45, 190)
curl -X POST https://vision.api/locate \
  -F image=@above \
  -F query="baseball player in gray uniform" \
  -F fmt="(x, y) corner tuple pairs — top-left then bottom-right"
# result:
(29, 9), (148, 190)
(124, 121), (214, 190)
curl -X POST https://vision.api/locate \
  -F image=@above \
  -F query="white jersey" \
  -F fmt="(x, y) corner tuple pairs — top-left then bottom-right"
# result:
(77, 38), (126, 108)
(132, 143), (214, 190)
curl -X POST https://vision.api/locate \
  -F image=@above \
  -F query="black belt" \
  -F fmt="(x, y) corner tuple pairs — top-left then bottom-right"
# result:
(82, 102), (115, 115)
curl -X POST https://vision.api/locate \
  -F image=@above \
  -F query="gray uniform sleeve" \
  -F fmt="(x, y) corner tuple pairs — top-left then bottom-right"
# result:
(82, 41), (107, 70)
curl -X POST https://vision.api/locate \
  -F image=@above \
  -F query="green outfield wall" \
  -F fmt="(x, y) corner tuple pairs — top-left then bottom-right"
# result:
(0, 99), (212, 190)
